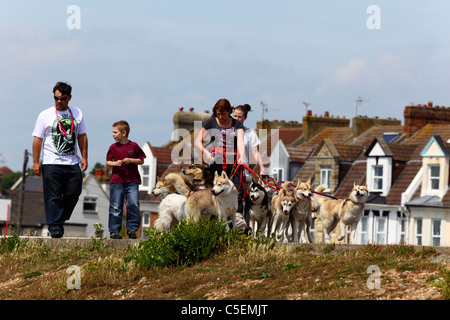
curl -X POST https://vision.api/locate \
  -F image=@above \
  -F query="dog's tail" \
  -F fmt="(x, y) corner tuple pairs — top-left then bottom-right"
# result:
(313, 184), (328, 206)
(282, 181), (294, 190)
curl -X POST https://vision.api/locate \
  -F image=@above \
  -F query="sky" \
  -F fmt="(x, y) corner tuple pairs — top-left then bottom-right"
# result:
(1, 0), (450, 172)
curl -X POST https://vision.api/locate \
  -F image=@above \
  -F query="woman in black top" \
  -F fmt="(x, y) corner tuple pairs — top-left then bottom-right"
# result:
(195, 98), (246, 215)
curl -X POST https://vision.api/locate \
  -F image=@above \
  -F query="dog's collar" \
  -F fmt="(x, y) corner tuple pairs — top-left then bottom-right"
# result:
(343, 198), (364, 206)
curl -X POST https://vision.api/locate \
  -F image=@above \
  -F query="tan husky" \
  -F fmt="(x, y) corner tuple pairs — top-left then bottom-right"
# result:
(151, 173), (190, 198)
(269, 182), (296, 242)
(185, 171), (238, 229)
(290, 178), (317, 243)
(314, 182), (368, 244)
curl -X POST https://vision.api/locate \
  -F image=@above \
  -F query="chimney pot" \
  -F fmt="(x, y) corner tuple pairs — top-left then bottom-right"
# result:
(428, 101), (433, 107)
(178, 107), (184, 111)
(189, 107), (194, 112)
(307, 110), (312, 116)
(324, 111), (329, 117)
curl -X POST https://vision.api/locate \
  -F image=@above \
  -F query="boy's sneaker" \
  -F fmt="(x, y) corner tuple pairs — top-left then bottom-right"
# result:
(127, 231), (137, 239)
(110, 232), (122, 239)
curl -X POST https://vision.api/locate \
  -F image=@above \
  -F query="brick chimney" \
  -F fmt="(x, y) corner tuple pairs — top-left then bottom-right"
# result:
(173, 107), (211, 134)
(302, 112), (350, 141)
(352, 115), (401, 137)
(404, 102), (450, 137)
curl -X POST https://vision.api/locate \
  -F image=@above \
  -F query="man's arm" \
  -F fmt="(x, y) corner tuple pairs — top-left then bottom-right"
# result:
(32, 137), (43, 176)
(78, 133), (88, 172)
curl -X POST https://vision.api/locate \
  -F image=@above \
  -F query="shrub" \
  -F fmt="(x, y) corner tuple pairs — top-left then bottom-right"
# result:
(126, 218), (238, 268)
(0, 233), (27, 254)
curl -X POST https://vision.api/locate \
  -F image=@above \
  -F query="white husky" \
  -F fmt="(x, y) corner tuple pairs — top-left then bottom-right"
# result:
(185, 171), (238, 229)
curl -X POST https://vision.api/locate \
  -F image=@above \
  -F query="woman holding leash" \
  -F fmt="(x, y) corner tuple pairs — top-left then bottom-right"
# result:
(195, 98), (246, 217)
(232, 104), (266, 178)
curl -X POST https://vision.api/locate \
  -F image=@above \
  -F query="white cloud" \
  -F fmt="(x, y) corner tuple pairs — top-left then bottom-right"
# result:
(332, 57), (367, 86)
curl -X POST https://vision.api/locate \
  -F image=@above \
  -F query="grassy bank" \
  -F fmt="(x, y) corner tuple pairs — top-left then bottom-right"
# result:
(0, 220), (448, 300)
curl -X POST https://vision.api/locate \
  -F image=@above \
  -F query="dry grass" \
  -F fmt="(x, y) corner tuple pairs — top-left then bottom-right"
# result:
(0, 236), (448, 300)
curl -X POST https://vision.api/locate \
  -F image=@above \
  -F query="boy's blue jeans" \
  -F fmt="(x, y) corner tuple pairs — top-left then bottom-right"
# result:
(108, 182), (141, 234)
(42, 164), (82, 233)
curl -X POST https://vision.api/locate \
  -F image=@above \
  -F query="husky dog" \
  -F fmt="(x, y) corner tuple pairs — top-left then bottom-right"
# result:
(151, 173), (190, 198)
(314, 182), (369, 244)
(269, 182), (296, 242)
(259, 175), (279, 204)
(289, 178), (314, 243)
(152, 172), (191, 232)
(154, 193), (187, 232)
(185, 171), (238, 229)
(244, 178), (270, 238)
(182, 162), (213, 190)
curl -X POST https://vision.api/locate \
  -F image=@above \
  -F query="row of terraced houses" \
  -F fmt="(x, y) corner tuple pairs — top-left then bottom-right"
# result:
(2, 102), (450, 246)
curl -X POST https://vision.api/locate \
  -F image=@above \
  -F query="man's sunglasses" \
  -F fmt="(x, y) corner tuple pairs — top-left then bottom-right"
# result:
(54, 96), (69, 101)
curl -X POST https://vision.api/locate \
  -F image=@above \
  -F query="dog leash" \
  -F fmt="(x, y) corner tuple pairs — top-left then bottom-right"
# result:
(234, 163), (340, 200)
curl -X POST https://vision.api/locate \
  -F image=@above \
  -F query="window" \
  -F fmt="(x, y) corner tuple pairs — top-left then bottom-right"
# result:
(142, 212), (150, 227)
(399, 217), (408, 244)
(141, 165), (150, 187)
(272, 168), (284, 181)
(429, 165), (440, 190)
(375, 217), (387, 244)
(415, 218), (423, 245)
(383, 132), (400, 143)
(432, 219), (441, 246)
(83, 196), (97, 213)
(373, 165), (383, 190)
(360, 216), (369, 244)
(320, 166), (331, 189)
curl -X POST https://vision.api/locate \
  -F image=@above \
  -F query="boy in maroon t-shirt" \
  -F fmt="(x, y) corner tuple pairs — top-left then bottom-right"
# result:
(106, 120), (146, 239)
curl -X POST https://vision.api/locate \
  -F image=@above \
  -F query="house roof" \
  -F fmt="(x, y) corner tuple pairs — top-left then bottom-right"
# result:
(403, 124), (450, 160)
(334, 160), (367, 199)
(405, 195), (443, 207)
(0, 166), (13, 176)
(349, 125), (405, 148)
(385, 161), (422, 205)
(286, 146), (314, 163)
(303, 127), (353, 149)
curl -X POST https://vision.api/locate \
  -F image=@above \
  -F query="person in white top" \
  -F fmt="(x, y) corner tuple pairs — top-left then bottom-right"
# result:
(32, 82), (88, 238)
(232, 104), (265, 177)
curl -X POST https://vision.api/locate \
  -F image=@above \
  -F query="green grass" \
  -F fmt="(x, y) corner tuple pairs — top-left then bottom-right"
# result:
(0, 222), (448, 300)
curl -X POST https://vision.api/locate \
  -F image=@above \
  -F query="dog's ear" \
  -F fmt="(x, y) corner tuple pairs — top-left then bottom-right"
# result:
(353, 181), (357, 188)
(221, 171), (228, 178)
(306, 178), (311, 186)
(214, 171), (219, 178)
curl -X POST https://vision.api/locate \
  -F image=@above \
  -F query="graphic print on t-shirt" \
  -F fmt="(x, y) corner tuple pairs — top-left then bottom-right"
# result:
(52, 114), (78, 156)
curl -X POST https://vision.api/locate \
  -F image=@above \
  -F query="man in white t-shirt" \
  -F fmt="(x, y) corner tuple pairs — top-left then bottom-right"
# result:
(32, 82), (88, 238)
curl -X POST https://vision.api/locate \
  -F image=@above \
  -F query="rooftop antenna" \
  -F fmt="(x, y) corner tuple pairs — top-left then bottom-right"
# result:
(260, 101), (269, 123)
(0, 153), (5, 167)
(355, 96), (369, 118)
(302, 101), (311, 115)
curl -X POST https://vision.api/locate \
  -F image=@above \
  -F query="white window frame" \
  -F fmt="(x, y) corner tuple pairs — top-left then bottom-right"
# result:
(272, 167), (284, 182)
(141, 165), (150, 187)
(398, 215), (408, 244)
(415, 218), (423, 246)
(320, 165), (331, 189)
(375, 216), (387, 244)
(372, 165), (383, 191)
(429, 165), (440, 190)
(431, 219), (441, 246)
(359, 216), (369, 244)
